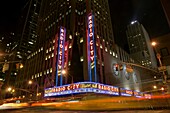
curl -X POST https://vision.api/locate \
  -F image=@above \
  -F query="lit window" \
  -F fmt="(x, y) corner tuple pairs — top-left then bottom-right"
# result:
(40, 72), (42, 76)
(113, 52), (115, 56)
(47, 69), (49, 74)
(69, 35), (72, 39)
(76, 32), (78, 36)
(46, 49), (48, 53)
(96, 43), (98, 46)
(100, 44), (102, 49)
(105, 47), (107, 52)
(110, 50), (112, 55)
(80, 56), (83, 62)
(80, 37), (83, 43)
(102, 62), (104, 66)
(45, 57), (47, 60)
(52, 53), (54, 57)
(50, 68), (52, 73)
(69, 61), (71, 66)
(69, 44), (72, 49)
(49, 48), (51, 52)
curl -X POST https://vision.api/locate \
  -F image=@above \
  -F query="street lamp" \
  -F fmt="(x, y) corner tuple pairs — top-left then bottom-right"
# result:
(28, 80), (33, 85)
(61, 70), (74, 84)
(61, 70), (74, 99)
(153, 85), (157, 89)
(28, 80), (39, 100)
(7, 87), (12, 92)
(151, 41), (167, 84)
(151, 42), (157, 47)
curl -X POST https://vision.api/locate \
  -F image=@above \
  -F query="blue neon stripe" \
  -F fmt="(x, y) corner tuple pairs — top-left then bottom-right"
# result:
(60, 27), (66, 86)
(55, 34), (60, 86)
(87, 14), (92, 82)
(92, 14), (97, 82)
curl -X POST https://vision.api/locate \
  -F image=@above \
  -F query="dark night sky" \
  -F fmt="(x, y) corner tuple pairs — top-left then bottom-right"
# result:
(109, 0), (170, 51)
(0, 0), (169, 50)
(0, 0), (25, 33)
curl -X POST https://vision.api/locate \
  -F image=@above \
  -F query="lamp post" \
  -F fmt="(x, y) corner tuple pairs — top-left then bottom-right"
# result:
(61, 70), (74, 99)
(151, 41), (167, 84)
(28, 80), (39, 100)
(61, 70), (74, 84)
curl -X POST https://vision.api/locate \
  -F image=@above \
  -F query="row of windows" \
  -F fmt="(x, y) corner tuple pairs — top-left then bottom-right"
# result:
(27, 47), (43, 59)
(31, 68), (52, 79)
(44, 9), (71, 31)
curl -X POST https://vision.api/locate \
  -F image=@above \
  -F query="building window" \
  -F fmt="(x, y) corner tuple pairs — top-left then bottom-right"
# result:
(160, 47), (169, 57)
(80, 56), (83, 62)
(80, 37), (83, 43)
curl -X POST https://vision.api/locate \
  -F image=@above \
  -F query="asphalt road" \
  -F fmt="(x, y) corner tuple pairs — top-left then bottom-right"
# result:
(0, 107), (170, 113)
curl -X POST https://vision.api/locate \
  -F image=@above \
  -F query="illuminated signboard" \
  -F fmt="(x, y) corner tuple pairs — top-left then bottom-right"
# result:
(87, 13), (97, 82)
(44, 82), (119, 97)
(120, 88), (133, 96)
(56, 27), (66, 86)
(134, 91), (144, 98)
(144, 93), (151, 99)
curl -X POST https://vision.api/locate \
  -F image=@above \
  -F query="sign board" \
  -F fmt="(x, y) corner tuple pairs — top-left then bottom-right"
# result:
(158, 66), (166, 72)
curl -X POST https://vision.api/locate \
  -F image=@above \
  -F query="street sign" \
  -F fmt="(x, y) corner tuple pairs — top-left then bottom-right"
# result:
(158, 66), (167, 72)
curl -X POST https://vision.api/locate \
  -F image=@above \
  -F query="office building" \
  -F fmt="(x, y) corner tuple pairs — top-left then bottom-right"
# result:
(126, 21), (157, 68)
(15, 0), (161, 98)
(160, 0), (170, 28)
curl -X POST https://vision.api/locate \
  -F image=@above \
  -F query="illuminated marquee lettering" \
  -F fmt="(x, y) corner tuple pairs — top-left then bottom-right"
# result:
(88, 14), (94, 62)
(45, 82), (149, 97)
(56, 27), (66, 86)
(126, 90), (133, 95)
(45, 82), (119, 96)
(58, 28), (65, 70)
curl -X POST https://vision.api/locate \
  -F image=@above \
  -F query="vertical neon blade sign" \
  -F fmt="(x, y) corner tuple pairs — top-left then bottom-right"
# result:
(56, 27), (66, 86)
(87, 13), (97, 82)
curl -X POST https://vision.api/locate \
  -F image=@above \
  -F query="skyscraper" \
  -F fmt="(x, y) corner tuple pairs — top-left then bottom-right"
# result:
(16, 0), (160, 97)
(126, 21), (157, 68)
(16, 0), (41, 60)
(160, 0), (170, 28)
(24, 0), (115, 87)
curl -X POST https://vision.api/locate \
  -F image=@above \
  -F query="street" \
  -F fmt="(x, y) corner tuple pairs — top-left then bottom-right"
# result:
(0, 107), (170, 113)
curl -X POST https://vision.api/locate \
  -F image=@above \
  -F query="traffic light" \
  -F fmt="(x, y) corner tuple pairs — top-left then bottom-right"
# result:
(2, 63), (9, 73)
(16, 63), (23, 69)
(16, 63), (20, 69)
(126, 65), (133, 73)
(161, 87), (164, 91)
(115, 64), (119, 71)
(119, 64), (123, 71)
